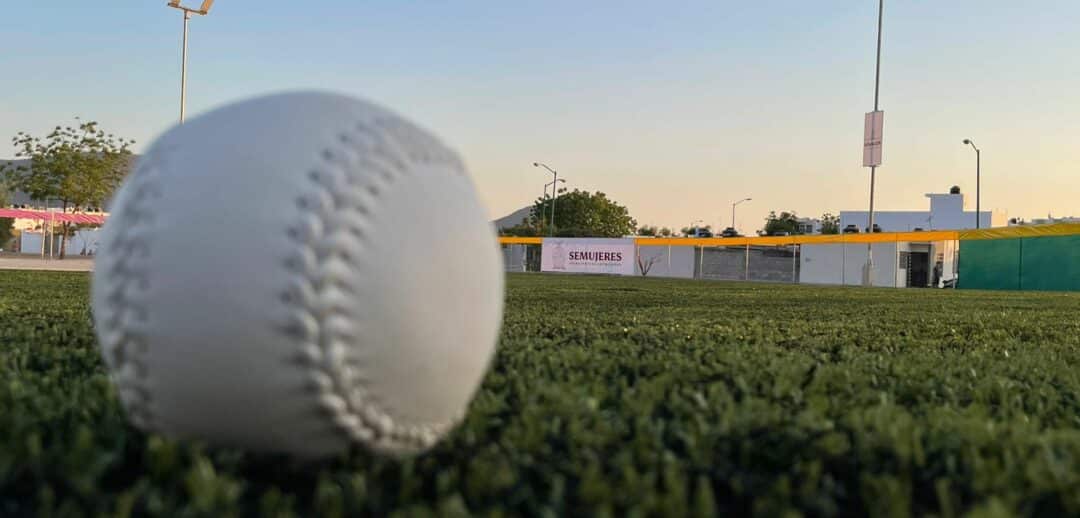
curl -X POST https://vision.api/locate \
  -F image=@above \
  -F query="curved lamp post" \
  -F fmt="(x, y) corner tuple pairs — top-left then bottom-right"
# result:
(732, 197), (751, 233)
(962, 139), (981, 229)
(533, 162), (559, 235)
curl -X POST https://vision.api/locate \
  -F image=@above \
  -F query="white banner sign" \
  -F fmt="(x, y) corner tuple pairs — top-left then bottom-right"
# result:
(863, 110), (884, 167)
(541, 238), (636, 275)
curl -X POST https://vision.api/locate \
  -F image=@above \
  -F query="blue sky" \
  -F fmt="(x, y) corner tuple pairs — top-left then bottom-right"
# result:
(1, 1), (1077, 230)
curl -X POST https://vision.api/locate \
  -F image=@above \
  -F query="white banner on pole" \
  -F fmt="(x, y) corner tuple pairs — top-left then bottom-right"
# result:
(541, 238), (636, 275)
(863, 110), (884, 167)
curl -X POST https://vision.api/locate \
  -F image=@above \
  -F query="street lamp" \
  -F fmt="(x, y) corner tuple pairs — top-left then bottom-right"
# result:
(167, 0), (215, 123)
(731, 197), (751, 232)
(688, 219), (704, 236)
(962, 139), (981, 229)
(533, 162), (559, 235)
(541, 178), (566, 232)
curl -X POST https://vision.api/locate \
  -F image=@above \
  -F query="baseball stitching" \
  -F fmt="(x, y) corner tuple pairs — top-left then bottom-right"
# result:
(97, 150), (166, 431)
(280, 114), (467, 453)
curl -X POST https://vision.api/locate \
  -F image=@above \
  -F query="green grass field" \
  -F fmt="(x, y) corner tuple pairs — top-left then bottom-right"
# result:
(3, 270), (1080, 517)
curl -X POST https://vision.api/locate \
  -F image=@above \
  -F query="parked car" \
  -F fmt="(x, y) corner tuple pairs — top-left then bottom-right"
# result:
(768, 231), (791, 237)
(687, 227), (713, 238)
(720, 227), (740, 238)
(843, 224), (860, 234)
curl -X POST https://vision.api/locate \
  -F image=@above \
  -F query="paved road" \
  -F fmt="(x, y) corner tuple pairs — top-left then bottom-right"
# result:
(0, 254), (95, 272)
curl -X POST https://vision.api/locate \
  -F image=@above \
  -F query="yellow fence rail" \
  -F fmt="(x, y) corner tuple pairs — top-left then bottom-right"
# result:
(496, 224), (1080, 247)
(497, 231), (958, 247)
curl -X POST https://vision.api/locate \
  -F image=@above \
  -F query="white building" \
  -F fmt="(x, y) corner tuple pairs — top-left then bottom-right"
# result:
(839, 186), (1005, 232)
(795, 217), (821, 234)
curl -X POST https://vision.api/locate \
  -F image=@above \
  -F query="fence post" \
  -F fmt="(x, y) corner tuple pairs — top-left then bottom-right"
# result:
(744, 243), (750, 281)
(792, 242), (797, 284)
(841, 232), (846, 285)
(894, 234), (899, 288)
(698, 245), (704, 280)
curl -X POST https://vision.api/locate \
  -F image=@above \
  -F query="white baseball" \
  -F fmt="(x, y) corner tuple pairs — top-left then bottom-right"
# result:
(91, 91), (504, 458)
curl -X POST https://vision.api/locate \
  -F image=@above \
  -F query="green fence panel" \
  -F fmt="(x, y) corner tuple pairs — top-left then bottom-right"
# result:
(959, 238), (1021, 290)
(1020, 235), (1080, 291)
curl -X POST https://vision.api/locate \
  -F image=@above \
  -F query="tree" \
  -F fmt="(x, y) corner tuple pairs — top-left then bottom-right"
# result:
(499, 220), (541, 237)
(763, 211), (800, 236)
(0, 185), (13, 249)
(637, 225), (658, 237)
(530, 189), (636, 238)
(658, 227), (673, 237)
(820, 212), (840, 234)
(1, 118), (134, 258)
(681, 225), (711, 237)
(636, 249), (662, 277)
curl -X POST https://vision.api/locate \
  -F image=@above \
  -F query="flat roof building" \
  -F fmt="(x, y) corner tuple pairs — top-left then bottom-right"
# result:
(839, 186), (1005, 232)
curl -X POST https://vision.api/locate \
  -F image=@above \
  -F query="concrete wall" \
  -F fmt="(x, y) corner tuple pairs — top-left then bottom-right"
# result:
(501, 244), (528, 272)
(19, 228), (102, 256)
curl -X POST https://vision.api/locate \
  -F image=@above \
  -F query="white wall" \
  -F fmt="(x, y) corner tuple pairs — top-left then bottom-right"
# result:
(800, 242), (905, 287)
(931, 240), (959, 287)
(635, 245), (695, 279)
(840, 210), (991, 231)
(840, 192), (993, 231)
(501, 244), (528, 272)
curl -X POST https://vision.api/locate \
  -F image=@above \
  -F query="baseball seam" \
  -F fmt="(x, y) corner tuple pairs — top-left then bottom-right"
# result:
(97, 152), (163, 431)
(280, 115), (465, 453)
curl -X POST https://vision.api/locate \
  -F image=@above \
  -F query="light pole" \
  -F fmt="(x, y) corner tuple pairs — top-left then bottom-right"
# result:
(963, 139), (981, 229)
(167, 1), (215, 123)
(533, 162), (559, 235)
(863, 0), (885, 287)
(688, 219), (704, 236)
(732, 197), (751, 232)
(542, 178), (566, 232)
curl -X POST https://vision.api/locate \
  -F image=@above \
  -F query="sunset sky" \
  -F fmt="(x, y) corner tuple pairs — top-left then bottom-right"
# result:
(1, 1), (1076, 232)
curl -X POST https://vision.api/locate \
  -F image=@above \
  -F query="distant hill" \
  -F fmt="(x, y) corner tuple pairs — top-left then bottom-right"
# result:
(493, 205), (533, 230)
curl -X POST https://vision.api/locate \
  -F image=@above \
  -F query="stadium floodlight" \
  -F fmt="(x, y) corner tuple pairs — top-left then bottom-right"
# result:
(533, 162), (560, 236)
(962, 139), (981, 229)
(167, 1), (216, 123)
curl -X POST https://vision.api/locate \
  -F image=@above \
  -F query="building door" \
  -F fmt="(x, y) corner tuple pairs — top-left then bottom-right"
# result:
(907, 252), (930, 288)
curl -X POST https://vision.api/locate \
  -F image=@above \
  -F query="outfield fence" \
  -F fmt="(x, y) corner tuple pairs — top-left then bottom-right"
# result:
(500, 223), (1080, 291)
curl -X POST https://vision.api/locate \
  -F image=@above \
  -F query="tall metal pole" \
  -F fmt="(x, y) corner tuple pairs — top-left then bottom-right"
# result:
(169, 2), (214, 122)
(866, 0), (884, 286)
(540, 183), (549, 233)
(976, 148), (981, 229)
(731, 197), (750, 233)
(963, 139), (981, 228)
(533, 162), (559, 236)
(180, 10), (190, 123)
(551, 170), (558, 233)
